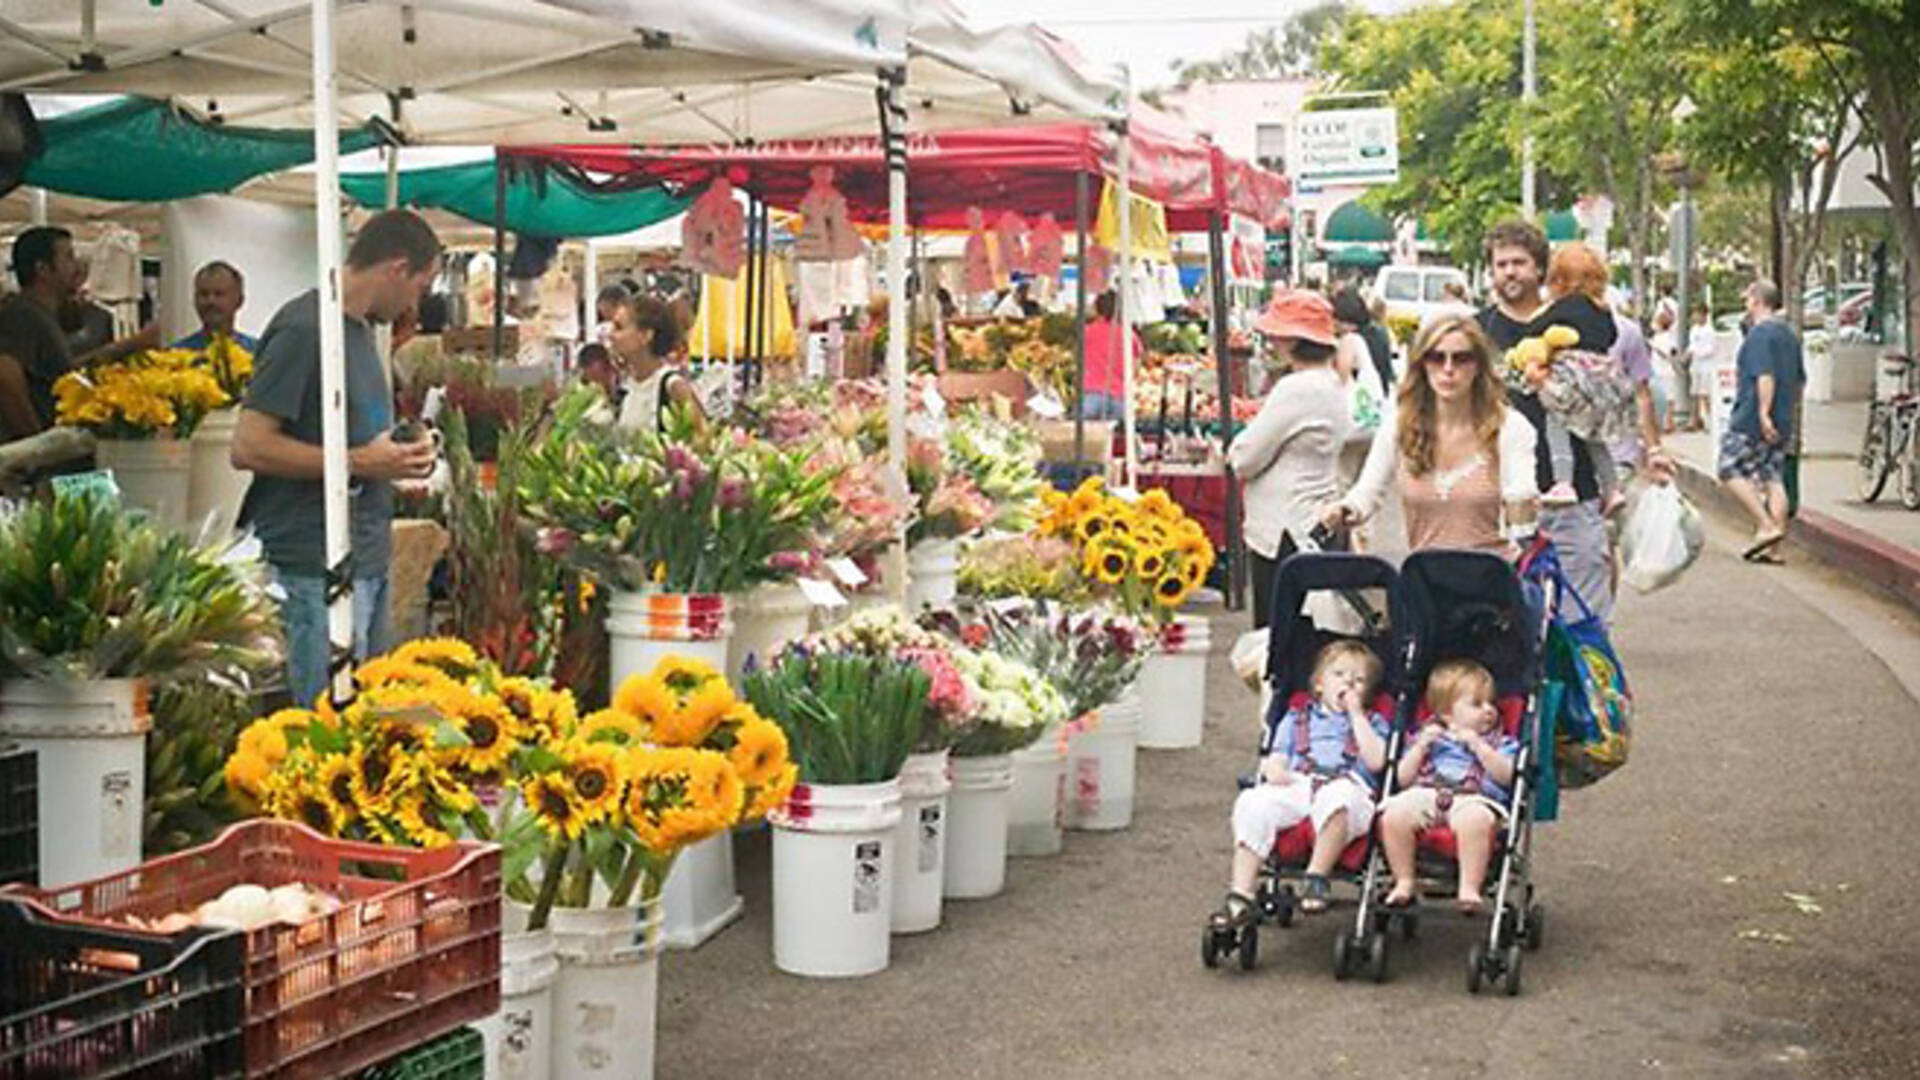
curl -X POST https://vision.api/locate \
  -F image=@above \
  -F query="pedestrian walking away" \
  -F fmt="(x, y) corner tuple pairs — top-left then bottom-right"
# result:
(1717, 280), (1805, 565)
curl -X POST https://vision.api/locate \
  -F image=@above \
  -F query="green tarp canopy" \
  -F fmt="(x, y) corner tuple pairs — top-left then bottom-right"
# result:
(25, 97), (382, 202)
(341, 159), (694, 239)
(1544, 209), (1581, 242)
(1323, 200), (1394, 245)
(1324, 244), (1389, 268)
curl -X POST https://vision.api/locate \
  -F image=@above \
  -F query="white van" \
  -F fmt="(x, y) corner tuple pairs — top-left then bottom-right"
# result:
(1371, 265), (1474, 326)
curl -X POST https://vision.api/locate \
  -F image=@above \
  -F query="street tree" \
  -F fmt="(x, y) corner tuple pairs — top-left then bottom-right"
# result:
(1534, 0), (1690, 315)
(1692, 0), (1920, 344)
(1318, 0), (1559, 266)
(1167, 2), (1355, 86)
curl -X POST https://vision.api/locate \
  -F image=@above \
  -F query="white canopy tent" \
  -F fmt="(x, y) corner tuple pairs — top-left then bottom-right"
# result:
(0, 0), (1126, 688)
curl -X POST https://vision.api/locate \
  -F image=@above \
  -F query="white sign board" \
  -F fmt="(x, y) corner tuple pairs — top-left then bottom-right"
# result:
(1291, 108), (1400, 188)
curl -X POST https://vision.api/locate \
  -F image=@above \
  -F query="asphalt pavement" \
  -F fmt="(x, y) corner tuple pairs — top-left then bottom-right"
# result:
(655, 531), (1920, 1080)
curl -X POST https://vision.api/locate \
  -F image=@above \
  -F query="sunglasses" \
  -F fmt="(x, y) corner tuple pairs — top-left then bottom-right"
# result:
(1421, 349), (1480, 370)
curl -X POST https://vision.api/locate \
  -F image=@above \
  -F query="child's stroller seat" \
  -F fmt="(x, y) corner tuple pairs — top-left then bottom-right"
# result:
(1261, 687), (1396, 874)
(1405, 695), (1528, 862)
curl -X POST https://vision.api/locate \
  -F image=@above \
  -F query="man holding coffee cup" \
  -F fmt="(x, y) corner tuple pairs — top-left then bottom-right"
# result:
(231, 210), (443, 706)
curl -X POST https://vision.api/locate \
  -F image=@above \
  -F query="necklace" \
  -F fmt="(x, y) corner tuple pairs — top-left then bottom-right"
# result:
(1432, 452), (1486, 501)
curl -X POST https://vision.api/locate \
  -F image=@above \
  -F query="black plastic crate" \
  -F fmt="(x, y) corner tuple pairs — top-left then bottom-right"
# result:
(360, 1027), (483, 1080)
(0, 746), (34, 887)
(0, 897), (246, 1080)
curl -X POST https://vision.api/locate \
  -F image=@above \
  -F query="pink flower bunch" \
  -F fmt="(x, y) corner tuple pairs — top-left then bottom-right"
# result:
(899, 645), (974, 726)
(921, 474), (993, 540)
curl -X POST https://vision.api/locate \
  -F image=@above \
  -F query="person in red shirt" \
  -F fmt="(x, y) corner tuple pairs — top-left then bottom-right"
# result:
(1081, 290), (1143, 420)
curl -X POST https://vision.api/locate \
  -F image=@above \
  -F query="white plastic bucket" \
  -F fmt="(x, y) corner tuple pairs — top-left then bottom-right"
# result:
(0, 678), (149, 888)
(549, 898), (662, 1080)
(604, 590), (740, 949)
(1138, 615), (1211, 750)
(905, 539), (959, 612)
(770, 778), (903, 978)
(727, 582), (811, 683)
(943, 753), (1014, 900)
(186, 407), (247, 539)
(1007, 727), (1066, 857)
(475, 908), (558, 1080)
(96, 438), (191, 533)
(891, 751), (951, 934)
(1065, 691), (1142, 831)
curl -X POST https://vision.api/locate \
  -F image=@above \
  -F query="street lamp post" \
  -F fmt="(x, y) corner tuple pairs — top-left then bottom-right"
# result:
(1522, 0), (1537, 218)
(1665, 97), (1700, 398)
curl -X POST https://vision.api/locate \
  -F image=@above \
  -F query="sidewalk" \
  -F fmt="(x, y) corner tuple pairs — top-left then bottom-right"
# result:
(1667, 399), (1920, 611)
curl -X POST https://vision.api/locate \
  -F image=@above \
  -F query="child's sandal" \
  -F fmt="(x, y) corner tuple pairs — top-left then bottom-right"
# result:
(1209, 891), (1257, 931)
(1298, 874), (1332, 914)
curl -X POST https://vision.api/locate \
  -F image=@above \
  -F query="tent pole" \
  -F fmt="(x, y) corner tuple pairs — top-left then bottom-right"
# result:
(26, 188), (46, 226)
(1117, 86), (1137, 488)
(743, 194), (760, 383)
(879, 67), (910, 605)
(1207, 210), (1244, 612)
(756, 200), (772, 387)
(1072, 169), (1088, 481)
(309, 0), (354, 704)
(581, 238), (597, 346)
(491, 153), (507, 363)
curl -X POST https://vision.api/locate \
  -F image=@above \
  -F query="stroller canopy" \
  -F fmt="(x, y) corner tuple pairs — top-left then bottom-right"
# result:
(1393, 550), (1539, 697)
(1265, 553), (1400, 700)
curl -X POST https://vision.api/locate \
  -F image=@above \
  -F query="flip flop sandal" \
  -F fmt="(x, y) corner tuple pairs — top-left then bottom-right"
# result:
(1742, 532), (1785, 560)
(1299, 875), (1332, 914)
(1381, 890), (1418, 910)
(1455, 896), (1487, 916)
(1749, 550), (1786, 566)
(1209, 892), (1257, 931)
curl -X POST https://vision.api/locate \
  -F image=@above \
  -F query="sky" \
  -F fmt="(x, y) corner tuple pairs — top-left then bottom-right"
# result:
(962, 0), (1422, 91)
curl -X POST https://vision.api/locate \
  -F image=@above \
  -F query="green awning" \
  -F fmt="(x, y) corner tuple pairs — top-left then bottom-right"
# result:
(1324, 244), (1389, 268)
(342, 159), (694, 240)
(1544, 209), (1580, 242)
(1323, 200), (1394, 244)
(25, 97), (381, 202)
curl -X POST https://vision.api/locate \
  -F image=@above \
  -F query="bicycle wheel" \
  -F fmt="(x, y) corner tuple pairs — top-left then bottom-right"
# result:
(1859, 406), (1892, 502)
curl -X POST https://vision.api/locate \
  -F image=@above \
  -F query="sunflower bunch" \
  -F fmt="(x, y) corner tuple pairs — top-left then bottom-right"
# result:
(221, 637), (575, 850)
(1036, 479), (1216, 622)
(53, 348), (230, 439)
(510, 653), (795, 928)
(194, 333), (255, 400)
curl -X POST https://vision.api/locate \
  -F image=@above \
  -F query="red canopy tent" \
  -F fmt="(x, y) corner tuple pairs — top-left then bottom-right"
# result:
(513, 118), (1285, 608)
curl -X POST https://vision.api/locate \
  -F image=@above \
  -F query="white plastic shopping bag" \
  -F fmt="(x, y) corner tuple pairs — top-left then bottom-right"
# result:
(1620, 480), (1703, 593)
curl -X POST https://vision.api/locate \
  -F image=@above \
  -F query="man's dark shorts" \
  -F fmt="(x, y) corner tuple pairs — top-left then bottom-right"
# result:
(1718, 428), (1786, 486)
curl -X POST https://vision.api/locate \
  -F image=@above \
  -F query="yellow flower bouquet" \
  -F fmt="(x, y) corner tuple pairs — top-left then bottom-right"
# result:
(1036, 478), (1216, 624)
(54, 348), (230, 439)
(222, 638), (794, 930)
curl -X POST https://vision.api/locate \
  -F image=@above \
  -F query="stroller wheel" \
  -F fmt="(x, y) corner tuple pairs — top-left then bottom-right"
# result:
(1466, 942), (1488, 994)
(1275, 887), (1296, 928)
(1523, 903), (1545, 952)
(1200, 926), (1223, 969)
(1238, 924), (1260, 971)
(1332, 933), (1354, 981)
(1501, 944), (1525, 996)
(1400, 912), (1419, 943)
(1366, 931), (1391, 983)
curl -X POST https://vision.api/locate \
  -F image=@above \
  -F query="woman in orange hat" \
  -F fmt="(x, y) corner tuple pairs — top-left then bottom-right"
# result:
(1228, 289), (1351, 629)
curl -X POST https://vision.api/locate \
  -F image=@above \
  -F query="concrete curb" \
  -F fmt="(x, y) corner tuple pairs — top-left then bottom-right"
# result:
(1673, 458), (1920, 614)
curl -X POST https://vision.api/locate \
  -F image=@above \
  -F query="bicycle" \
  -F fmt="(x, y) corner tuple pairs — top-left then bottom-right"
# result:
(1857, 352), (1920, 510)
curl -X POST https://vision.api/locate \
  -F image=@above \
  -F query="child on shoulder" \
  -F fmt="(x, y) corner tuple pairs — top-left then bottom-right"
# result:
(1379, 659), (1520, 915)
(1521, 243), (1635, 508)
(1213, 640), (1390, 929)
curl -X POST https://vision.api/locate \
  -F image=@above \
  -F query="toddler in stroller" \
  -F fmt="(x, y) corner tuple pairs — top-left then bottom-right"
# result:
(1203, 552), (1397, 972)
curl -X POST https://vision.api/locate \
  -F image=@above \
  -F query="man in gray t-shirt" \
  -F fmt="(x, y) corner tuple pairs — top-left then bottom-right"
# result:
(231, 210), (442, 706)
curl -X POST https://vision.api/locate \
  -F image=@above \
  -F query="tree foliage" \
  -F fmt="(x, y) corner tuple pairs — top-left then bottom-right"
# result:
(1167, 2), (1355, 86)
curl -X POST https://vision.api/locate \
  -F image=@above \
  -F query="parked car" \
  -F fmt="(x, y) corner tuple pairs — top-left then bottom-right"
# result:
(1372, 264), (1474, 327)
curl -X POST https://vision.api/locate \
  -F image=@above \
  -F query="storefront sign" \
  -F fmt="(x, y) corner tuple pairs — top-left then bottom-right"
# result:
(1291, 108), (1400, 188)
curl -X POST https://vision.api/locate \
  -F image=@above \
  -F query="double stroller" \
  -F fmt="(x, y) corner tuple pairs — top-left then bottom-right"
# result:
(1200, 548), (1554, 995)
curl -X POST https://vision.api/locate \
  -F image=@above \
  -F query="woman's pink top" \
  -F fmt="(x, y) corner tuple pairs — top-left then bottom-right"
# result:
(1398, 451), (1504, 552)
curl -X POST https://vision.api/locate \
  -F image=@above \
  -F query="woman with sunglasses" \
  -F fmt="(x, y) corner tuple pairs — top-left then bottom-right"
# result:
(1321, 313), (1539, 554)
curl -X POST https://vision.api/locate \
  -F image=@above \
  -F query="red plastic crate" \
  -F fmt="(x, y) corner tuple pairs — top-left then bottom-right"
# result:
(7, 821), (500, 1080)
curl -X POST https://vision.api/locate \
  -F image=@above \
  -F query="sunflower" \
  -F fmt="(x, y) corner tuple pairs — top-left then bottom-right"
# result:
(612, 674), (676, 730)
(445, 692), (520, 777)
(577, 707), (648, 747)
(1136, 488), (1177, 520)
(1088, 540), (1133, 586)
(1066, 478), (1104, 520)
(522, 772), (589, 840)
(349, 744), (403, 817)
(1155, 573), (1192, 608)
(1105, 511), (1135, 538)
(563, 740), (627, 825)
(354, 657), (458, 693)
(653, 654), (723, 695)
(655, 681), (735, 748)
(401, 754), (479, 814)
(747, 762), (800, 821)
(282, 773), (344, 835)
(689, 752), (746, 825)
(1134, 546), (1167, 581)
(728, 715), (791, 789)
(224, 749), (272, 801)
(393, 791), (455, 848)
(317, 754), (360, 826)
(1075, 511), (1112, 544)
(389, 637), (484, 681)
(499, 678), (572, 743)
(236, 719), (290, 765)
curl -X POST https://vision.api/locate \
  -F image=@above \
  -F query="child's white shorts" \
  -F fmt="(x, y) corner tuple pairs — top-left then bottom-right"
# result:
(1382, 786), (1509, 828)
(1232, 776), (1376, 855)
